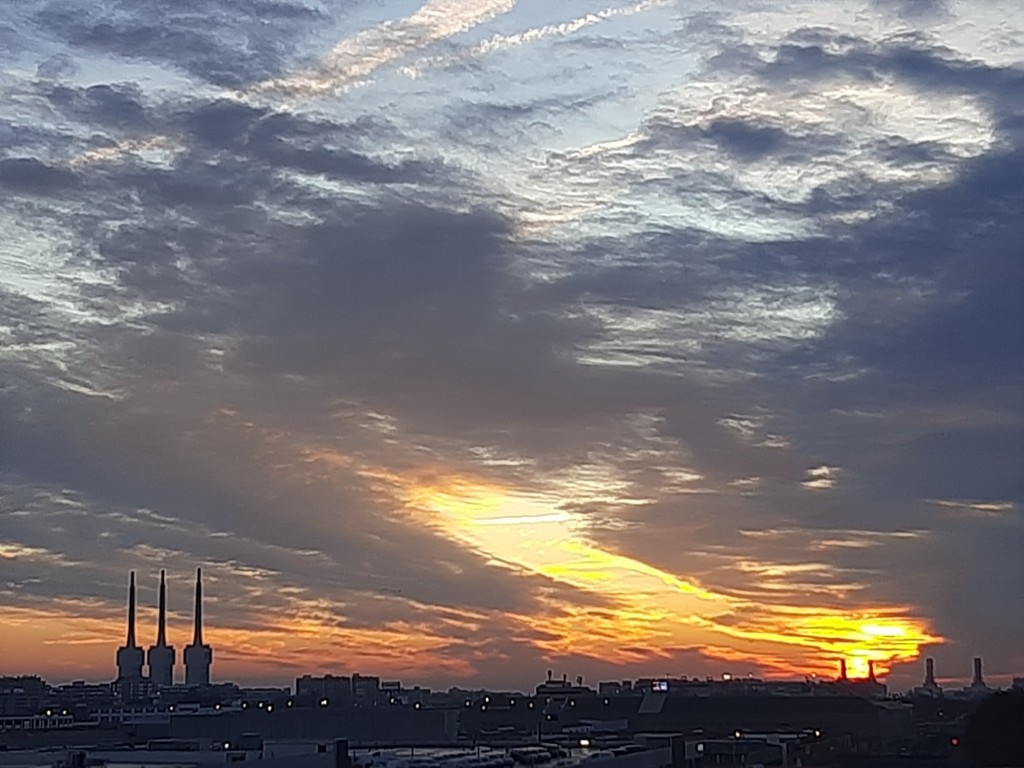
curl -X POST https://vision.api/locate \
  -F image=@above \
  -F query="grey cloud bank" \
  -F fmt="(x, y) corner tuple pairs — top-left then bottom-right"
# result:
(0, 0), (1021, 688)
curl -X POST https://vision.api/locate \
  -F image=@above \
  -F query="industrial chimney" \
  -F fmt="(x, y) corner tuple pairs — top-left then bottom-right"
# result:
(147, 570), (176, 687)
(972, 656), (986, 688)
(115, 572), (144, 681)
(183, 568), (213, 686)
(839, 659), (848, 681)
(924, 657), (937, 688)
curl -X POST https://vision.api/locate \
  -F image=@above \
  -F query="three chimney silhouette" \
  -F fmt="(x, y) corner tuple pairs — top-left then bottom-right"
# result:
(116, 568), (212, 686)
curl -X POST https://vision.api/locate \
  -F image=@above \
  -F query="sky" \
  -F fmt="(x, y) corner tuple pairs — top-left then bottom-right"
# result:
(0, 0), (1021, 692)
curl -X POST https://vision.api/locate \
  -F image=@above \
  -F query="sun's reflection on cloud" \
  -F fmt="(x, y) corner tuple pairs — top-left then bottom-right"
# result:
(397, 469), (939, 675)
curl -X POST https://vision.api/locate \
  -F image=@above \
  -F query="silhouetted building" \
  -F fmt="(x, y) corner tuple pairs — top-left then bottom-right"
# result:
(115, 572), (144, 682)
(147, 570), (176, 687)
(0, 676), (48, 715)
(50, 680), (115, 710)
(598, 681), (636, 696)
(352, 674), (381, 707)
(183, 568), (212, 686)
(461, 691), (912, 751)
(297, 675), (353, 706)
(972, 656), (987, 689)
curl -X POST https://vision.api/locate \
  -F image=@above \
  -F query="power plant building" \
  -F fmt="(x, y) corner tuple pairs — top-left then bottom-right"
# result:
(114, 572), (144, 682)
(114, 568), (212, 687)
(146, 570), (176, 687)
(184, 568), (213, 686)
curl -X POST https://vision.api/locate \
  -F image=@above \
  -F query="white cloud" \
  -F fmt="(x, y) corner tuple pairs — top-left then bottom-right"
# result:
(399, 0), (670, 79)
(802, 464), (840, 490)
(245, 0), (518, 101)
(926, 499), (1017, 515)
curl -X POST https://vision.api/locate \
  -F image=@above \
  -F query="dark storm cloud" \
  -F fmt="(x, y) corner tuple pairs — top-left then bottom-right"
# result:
(777, 144), (1024, 411)
(0, 157), (78, 195)
(239, 109), (435, 183)
(640, 115), (844, 163)
(10, 90), (600, 443)
(47, 83), (150, 131)
(83, 187), (603, 443)
(35, 0), (327, 88)
(0, 21), (27, 62)
(2, 0), (1022, 685)
(0, 374), (609, 623)
(702, 118), (795, 159)
(509, 27), (1023, 646)
(754, 35), (1024, 132)
(0, 78), (615, 630)
(41, 20), (1014, 524)
(36, 52), (78, 80)
(873, 0), (948, 19)
(35, 89), (421, 187)
(0, 288), (61, 345)
(441, 90), (624, 148)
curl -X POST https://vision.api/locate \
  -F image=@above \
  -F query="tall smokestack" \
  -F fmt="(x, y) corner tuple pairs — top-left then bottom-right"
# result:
(972, 656), (984, 687)
(147, 570), (176, 687)
(925, 657), (936, 687)
(157, 570), (167, 646)
(839, 659), (848, 681)
(126, 570), (137, 647)
(868, 660), (876, 681)
(192, 567), (203, 646)
(184, 567), (212, 686)
(116, 572), (144, 681)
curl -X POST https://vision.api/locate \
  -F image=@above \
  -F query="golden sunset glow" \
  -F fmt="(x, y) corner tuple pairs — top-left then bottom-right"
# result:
(392, 469), (940, 678)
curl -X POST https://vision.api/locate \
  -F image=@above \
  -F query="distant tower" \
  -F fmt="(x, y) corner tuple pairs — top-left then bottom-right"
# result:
(839, 659), (848, 681)
(924, 657), (938, 689)
(115, 572), (144, 681)
(184, 568), (213, 686)
(972, 657), (986, 688)
(867, 659), (876, 681)
(147, 570), (176, 687)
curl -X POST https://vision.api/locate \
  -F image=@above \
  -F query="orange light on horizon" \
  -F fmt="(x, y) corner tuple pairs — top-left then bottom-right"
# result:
(0, 455), (943, 685)
(401, 470), (941, 679)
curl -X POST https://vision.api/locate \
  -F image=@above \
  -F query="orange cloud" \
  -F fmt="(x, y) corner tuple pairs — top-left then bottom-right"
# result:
(395, 469), (940, 679)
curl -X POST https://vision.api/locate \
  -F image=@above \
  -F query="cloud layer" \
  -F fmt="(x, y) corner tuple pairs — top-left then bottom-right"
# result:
(0, 0), (1021, 689)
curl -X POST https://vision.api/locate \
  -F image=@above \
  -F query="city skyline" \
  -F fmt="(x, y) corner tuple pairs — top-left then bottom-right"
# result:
(5, 567), (1020, 692)
(1, 1), (1022, 691)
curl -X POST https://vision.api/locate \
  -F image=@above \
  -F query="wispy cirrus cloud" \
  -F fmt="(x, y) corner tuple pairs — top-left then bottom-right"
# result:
(246, 0), (518, 101)
(926, 499), (1017, 516)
